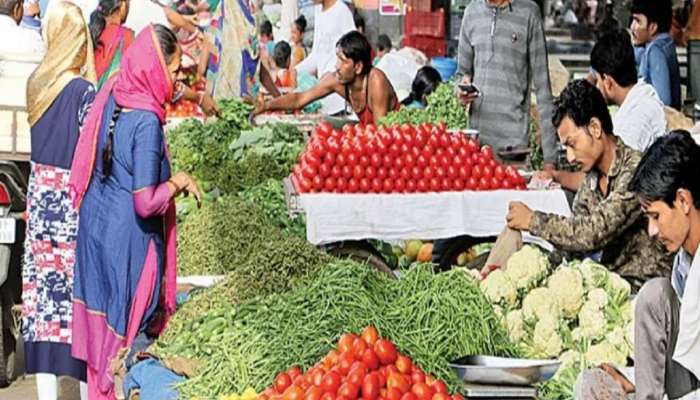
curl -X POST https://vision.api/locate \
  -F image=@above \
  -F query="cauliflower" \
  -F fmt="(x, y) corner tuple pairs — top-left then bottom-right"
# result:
(506, 310), (526, 342)
(504, 245), (549, 289)
(578, 259), (610, 290)
(578, 301), (607, 340)
(620, 299), (633, 323)
(480, 269), (518, 306)
(522, 287), (561, 321)
(557, 350), (583, 375)
(493, 305), (504, 319)
(571, 327), (585, 343)
(462, 268), (483, 282)
(548, 266), (585, 318)
(587, 288), (609, 310)
(585, 341), (628, 367)
(625, 320), (635, 360)
(529, 314), (563, 358)
(606, 326), (632, 358)
(607, 273), (632, 303)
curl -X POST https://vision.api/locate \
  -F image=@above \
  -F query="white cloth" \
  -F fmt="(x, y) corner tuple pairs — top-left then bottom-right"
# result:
(375, 49), (422, 102)
(673, 244), (700, 383)
(125, 0), (169, 33)
(0, 15), (45, 57)
(45, 0), (96, 22)
(299, 189), (571, 245)
(294, 0), (354, 115)
(275, 0), (298, 44)
(612, 81), (667, 152)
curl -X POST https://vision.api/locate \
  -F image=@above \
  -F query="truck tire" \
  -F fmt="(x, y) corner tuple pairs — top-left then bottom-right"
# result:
(326, 242), (396, 279)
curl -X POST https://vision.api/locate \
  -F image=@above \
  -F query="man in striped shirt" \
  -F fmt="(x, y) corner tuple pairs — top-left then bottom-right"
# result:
(456, 0), (558, 172)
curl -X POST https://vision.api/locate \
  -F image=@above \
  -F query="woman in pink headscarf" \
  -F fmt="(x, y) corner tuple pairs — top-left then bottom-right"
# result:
(69, 24), (201, 399)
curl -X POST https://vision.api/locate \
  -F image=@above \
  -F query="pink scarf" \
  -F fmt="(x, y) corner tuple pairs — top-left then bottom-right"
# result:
(69, 25), (178, 327)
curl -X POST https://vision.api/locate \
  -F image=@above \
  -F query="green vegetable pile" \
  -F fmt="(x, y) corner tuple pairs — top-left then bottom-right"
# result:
(379, 84), (468, 129)
(238, 179), (306, 238)
(156, 261), (516, 398)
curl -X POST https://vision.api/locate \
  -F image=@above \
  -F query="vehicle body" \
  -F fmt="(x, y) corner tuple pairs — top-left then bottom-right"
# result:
(0, 50), (39, 386)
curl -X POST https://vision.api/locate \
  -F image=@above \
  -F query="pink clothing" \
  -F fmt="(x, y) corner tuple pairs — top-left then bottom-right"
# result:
(134, 184), (173, 218)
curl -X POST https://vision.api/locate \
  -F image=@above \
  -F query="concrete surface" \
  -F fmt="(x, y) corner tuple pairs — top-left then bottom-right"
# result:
(0, 375), (81, 400)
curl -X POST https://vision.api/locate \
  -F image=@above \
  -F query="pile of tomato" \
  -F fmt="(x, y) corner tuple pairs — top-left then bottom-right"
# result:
(259, 327), (463, 400)
(165, 76), (207, 118)
(291, 122), (527, 194)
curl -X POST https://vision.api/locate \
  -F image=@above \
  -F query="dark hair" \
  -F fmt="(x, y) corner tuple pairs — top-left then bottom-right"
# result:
(273, 41), (291, 69)
(336, 31), (372, 75)
(552, 79), (614, 134)
(629, 130), (700, 209)
(260, 20), (273, 37)
(631, 0), (672, 33)
(0, 0), (21, 16)
(402, 66), (441, 106)
(102, 24), (179, 181)
(376, 34), (392, 52)
(89, 0), (123, 48)
(353, 11), (365, 31)
(590, 29), (638, 88)
(293, 15), (307, 33)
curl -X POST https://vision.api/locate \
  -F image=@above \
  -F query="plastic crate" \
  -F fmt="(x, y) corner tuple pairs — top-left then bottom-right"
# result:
(404, 8), (445, 38)
(402, 35), (446, 58)
(406, 0), (433, 12)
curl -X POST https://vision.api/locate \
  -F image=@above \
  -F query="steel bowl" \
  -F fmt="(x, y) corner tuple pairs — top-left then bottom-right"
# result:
(449, 355), (561, 386)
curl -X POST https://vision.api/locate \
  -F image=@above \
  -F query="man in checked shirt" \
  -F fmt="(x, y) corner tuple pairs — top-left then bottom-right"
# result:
(456, 0), (558, 173)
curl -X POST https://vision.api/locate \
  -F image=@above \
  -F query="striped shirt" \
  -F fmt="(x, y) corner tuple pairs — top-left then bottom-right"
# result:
(456, 0), (558, 163)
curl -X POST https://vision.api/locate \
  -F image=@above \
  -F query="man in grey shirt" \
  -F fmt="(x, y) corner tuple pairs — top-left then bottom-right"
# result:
(457, 0), (558, 171)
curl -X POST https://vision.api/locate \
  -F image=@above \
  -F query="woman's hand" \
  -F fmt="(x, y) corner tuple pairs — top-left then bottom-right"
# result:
(171, 172), (202, 208)
(199, 93), (220, 118)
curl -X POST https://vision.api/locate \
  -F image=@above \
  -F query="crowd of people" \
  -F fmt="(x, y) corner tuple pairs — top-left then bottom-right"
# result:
(0, 0), (699, 398)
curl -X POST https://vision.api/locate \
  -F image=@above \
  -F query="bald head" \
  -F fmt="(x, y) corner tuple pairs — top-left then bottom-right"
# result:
(0, 0), (24, 23)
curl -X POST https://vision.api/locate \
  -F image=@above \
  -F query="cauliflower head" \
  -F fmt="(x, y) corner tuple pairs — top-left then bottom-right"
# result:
(522, 287), (561, 321)
(579, 301), (607, 340)
(587, 288), (609, 310)
(529, 314), (563, 358)
(607, 273), (632, 303)
(548, 266), (585, 318)
(578, 259), (610, 290)
(585, 341), (627, 367)
(504, 245), (549, 289)
(506, 309), (526, 342)
(606, 326), (631, 358)
(480, 269), (518, 306)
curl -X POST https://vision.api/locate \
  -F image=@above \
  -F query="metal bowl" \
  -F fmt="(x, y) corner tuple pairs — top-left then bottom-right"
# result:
(449, 355), (561, 386)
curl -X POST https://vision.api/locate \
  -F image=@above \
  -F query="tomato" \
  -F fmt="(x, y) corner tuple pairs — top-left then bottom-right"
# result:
(451, 394), (463, 400)
(336, 153), (348, 167)
(395, 355), (413, 374)
(429, 178), (440, 192)
(403, 134), (415, 148)
(383, 179), (395, 193)
(458, 147), (470, 158)
(406, 179), (417, 193)
(348, 165), (363, 180)
(431, 394), (450, 400)
(322, 371), (342, 394)
(401, 394), (417, 400)
(324, 177), (336, 192)
(411, 382), (433, 400)
(488, 159), (498, 169)
(377, 168), (388, 180)
(428, 155), (438, 167)
(494, 165), (505, 180)
(361, 347), (380, 370)
(424, 376), (435, 386)
(502, 179), (513, 190)
(359, 178), (371, 193)
(410, 371), (425, 384)
(423, 166), (434, 180)
(478, 177), (490, 191)
(453, 179), (464, 191)
(478, 156), (488, 166)
(375, 140), (387, 154)
(427, 134), (439, 148)
(456, 165), (469, 180)
(386, 365), (399, 375)
(370, 154), (382, 168)
(481, 146), (493, 159)
(403, 153), (415, 168)
(312, 175), (324, 191)
(466, 177), (477, 191)
(321, 393), (336, 400)
(317, 122), (333, 138)
(490, 176), (501, 190)
(435, 166), (446, 179)
(284, 385), (305, 400)
(386, 388), (402, 400)
(362, 373), (380, 400)
(430, 381), (447, 394)
(388, 168), (400, 180)
(394, 178), (406, 193)
(371, 178), (383, 193)
(353, 339), (368, 360)
(505, 165), (518, 177)
(375, 340), (398, 365)
(343, 165), (354, 180)
(388, 143), (399, 157)
(366, 166), (377, 180)
(399, 167), (411, 180)
(359, 155), (370, 168)
(421, 145), (434, 160)
(471, 165), (483, 179)
(329, 164), (341, 179)
(395, 156), (405, 170)
(416, 155), (428, 168)
(338, 352), (355, 375)
(301, 163), (316, 179)
(338, 383), (360, 399)
(387, 373), (410, 394)
(347, 153), (359, 167)
(300, 177), (313, 193)
(311, 369), (326, 387)
(276, 372), (293, 394)
(415, 131), (428, 147)
(437, 134), (449, 149)
(482, 165), (493, 179)
(411, 166), (423, 179)
(441, 178), (451, 191)
(417, 179), (429, 192)
(306, 386), (324, 400)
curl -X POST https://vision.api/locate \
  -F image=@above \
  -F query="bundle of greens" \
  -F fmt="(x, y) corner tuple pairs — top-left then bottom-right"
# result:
(379, 84), (469, 129)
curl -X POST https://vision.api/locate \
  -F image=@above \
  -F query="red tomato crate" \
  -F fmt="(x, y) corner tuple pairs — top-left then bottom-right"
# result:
(406, 0), (433, 12)
(404, 8), (445, 38)
(402, 35), (446, 58)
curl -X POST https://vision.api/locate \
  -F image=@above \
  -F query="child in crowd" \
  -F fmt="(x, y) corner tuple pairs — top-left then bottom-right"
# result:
(354, 11), (365, 34)
(290, 15), (307, 66)
(273, 41), (297, 88)
(374, 34), (391, 66)
(401, 66), (442, 109)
